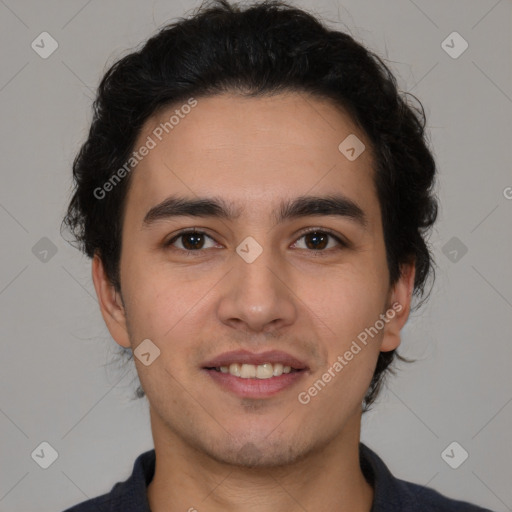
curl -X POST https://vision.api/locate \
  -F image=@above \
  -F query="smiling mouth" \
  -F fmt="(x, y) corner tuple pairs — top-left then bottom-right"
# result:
(205, 363), (304, 379)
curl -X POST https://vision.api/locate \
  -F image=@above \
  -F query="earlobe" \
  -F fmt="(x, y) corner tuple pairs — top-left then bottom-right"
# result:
(380, 262), (416, 352)
(91, 253), (131, 348)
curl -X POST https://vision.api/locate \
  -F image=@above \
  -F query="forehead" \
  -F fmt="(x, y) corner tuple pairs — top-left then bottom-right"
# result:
(125, 92), (379, 225)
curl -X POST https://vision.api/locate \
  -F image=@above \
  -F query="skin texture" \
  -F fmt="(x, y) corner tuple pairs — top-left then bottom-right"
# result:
(92, 92), (415, 512)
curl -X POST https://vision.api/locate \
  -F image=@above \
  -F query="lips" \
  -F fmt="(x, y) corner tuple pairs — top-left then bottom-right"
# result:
(202, 349), (308, 370)
(216, 362), (293, 379)
(202, 350), (309, 398)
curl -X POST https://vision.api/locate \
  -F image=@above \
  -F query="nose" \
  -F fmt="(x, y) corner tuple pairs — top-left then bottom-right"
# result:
(216, 246), (298, 335)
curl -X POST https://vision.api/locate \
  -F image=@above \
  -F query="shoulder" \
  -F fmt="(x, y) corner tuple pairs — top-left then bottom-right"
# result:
(60, 449), (155, 512)
(397, 478), (495, 511)
(359, 443), (495, 512)
(62, 492), (112, 512)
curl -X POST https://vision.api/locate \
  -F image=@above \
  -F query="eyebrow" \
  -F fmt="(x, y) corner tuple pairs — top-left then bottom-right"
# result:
(142, 194), (368, 230)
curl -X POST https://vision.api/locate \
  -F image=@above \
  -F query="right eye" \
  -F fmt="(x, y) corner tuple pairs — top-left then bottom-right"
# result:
(165, 229), (220, 253)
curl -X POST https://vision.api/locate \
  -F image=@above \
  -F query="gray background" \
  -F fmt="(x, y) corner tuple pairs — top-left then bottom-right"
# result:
(0, 0), (511, 511)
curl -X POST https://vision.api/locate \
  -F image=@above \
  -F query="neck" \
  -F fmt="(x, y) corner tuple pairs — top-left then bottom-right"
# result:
(147, 408), (374, 512)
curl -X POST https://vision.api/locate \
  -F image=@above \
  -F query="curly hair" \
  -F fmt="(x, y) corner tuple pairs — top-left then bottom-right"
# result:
(62, 0), (438, 409)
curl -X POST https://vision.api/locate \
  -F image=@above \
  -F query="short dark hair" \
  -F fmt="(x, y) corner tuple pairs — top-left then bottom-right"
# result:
(62, 0), (438, 409)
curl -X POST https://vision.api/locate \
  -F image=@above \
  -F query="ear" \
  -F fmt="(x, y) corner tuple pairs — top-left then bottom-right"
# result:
(380, 261), (416, 352)
(91, 252), (131, 348)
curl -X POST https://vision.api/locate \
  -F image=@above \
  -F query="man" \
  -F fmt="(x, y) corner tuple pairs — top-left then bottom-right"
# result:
(61, 0), (493, 510)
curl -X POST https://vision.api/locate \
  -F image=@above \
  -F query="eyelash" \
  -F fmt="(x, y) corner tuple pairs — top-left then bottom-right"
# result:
(164, 227), (348, 257)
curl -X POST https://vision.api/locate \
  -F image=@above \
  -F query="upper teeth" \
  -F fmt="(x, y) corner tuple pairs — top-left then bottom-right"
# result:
(218, 363), (292, 379)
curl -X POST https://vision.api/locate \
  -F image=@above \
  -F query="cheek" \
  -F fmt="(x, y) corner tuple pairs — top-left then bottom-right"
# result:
(120, 256), (217, 352)
(325, 350), (379, 412)
(300, 267), (387, 347)
(299, 276), (387, 406)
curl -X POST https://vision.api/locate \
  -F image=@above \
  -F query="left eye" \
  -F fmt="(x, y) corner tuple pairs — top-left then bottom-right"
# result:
(292, 230), (344, 251)
(165, 229), (345, 252)
(166, 231), (219, 251)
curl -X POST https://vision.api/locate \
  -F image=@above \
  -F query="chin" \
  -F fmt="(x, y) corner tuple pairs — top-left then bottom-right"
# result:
(193, 428), (322, 469)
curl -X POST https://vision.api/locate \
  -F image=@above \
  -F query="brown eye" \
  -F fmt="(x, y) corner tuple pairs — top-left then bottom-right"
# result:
(165, 228), (346, 255)
(180, 232), (205, 250)
(293, 230), (345, 251)
(166, 231), (217, 251)
(304, 231), (329, 250)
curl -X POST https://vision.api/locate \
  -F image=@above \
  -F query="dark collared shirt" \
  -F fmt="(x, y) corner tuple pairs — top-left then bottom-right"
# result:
(62, 443), (494, 511)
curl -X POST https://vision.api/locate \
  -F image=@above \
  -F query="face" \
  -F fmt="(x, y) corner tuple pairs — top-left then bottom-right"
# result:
(93, 92), (414, 467)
